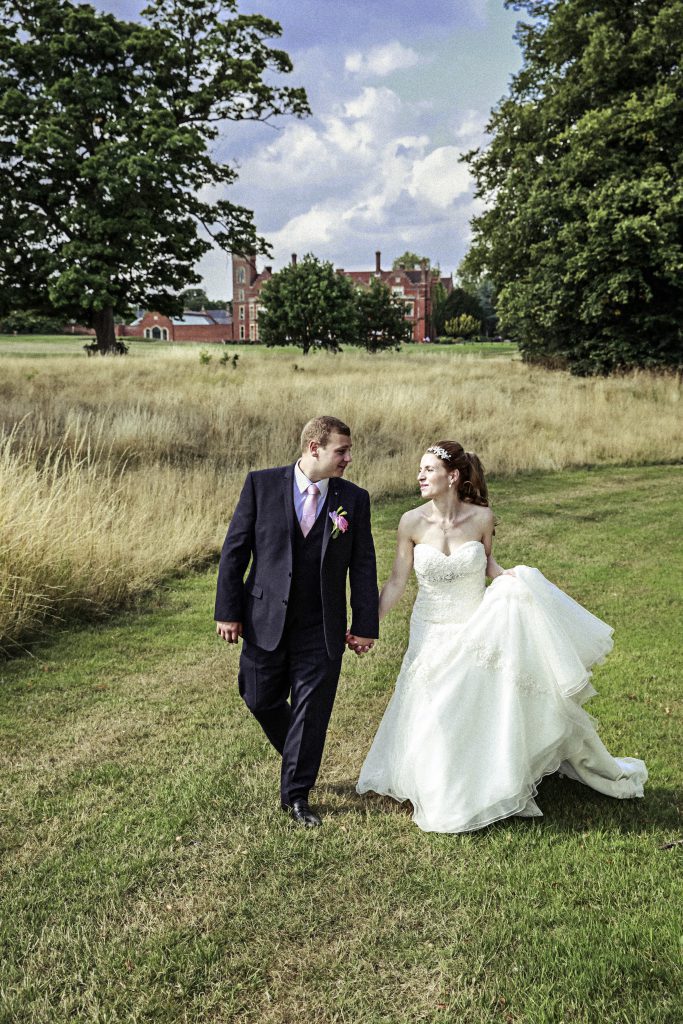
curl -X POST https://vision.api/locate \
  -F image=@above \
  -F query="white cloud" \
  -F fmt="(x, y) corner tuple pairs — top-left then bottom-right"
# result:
(454, 109), (488, 146)
(342, 85), (402, 123)
(407, 147), (472, 209)
(223, 84), (482, 285)
(178, 0), (525, 293)
(345, 41), (420, 77)
(270, 205), (340, 252)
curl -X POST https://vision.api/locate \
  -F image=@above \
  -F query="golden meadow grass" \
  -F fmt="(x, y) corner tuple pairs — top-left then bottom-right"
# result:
(1, 344), (681, 649)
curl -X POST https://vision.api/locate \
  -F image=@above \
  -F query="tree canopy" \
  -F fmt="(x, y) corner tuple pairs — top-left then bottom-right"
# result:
(180, 288), (228, 311)
(0, 0), (308, 352)
(355, 277), (413, 352)
(432, 286), (487, 338)
(463, 0), (683, 374)
(392, 252), (430, 271)
(258, 256), (359, 354)
(258, 256), (413, 353)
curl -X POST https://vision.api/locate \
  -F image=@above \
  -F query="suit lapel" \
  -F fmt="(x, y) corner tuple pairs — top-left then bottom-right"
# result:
(320, 479), (340, 564)
(282, 464), (297, 544)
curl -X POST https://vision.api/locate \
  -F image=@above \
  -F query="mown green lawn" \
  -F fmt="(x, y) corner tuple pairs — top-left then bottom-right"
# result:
(0, 335), (516, 359)
(0, 465), (680, 1023)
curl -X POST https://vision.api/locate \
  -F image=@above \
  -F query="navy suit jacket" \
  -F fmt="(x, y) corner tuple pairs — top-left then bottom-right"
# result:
(214, 464), (379, 659)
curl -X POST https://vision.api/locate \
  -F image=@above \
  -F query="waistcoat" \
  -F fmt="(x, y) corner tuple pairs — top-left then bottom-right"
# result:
(287, 497), (327, 628)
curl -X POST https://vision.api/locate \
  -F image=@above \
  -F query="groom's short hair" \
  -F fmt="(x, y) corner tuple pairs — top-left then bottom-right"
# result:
(300, 416), (351, 451)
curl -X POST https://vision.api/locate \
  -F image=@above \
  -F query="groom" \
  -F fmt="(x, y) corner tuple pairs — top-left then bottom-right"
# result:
(215, 416), (379, 827)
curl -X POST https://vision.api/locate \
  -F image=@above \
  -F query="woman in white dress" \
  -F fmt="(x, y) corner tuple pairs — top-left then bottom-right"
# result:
(356, 441), (647, 833)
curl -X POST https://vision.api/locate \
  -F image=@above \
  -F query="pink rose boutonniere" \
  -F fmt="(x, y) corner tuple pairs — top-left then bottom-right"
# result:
(329, 506), (349, 539)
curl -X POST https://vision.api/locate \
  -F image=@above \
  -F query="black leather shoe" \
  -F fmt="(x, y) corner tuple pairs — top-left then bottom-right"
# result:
(282, 799), (322, 827)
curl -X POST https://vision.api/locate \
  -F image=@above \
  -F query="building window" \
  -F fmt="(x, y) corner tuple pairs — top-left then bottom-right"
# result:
(239, 324), (245, 340)
(249, 323), (256, 341)
(405, 302), (415, 318)
(152, 326), (162, 340)
(392, 286), (404, 296)
(239, 305), (245, 320)
(236, 268), (246, 284)
(238, 289), (245, 302)
(249, 303), (256, 320)
(144, 328), (151, 339)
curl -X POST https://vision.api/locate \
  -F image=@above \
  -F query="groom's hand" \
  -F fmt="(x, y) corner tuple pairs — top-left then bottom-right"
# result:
(345, 631), (375, 656)
(216, 620), (243, 644)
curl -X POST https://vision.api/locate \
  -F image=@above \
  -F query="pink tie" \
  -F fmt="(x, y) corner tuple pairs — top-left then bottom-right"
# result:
(300, 483), (320, 537)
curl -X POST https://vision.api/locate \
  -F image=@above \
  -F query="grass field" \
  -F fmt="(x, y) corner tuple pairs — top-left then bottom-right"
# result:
(1, 464), (681, 1023)
(0, 335), (515, 358)
(2, 344), (681, 651)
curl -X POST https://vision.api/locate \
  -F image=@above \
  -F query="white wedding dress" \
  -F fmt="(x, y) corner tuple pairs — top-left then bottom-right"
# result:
(357, 541), (647, 833)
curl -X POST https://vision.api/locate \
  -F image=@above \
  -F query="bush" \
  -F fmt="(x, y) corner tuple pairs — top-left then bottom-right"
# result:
(0, 309), (64, 334)
(444, 314), (481, 340)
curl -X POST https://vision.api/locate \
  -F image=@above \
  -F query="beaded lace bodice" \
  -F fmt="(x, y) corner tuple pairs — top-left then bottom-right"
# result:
(411, 541), (487, 625)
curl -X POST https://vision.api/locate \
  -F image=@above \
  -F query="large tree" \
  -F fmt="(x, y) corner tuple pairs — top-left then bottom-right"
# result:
(0, 0), (308, 352)
(432, 286), (487, 338)
(258, 256), (359, 354)
(180, 288), (228, 310)
(391, 251), (430, 271)
(355, 277), (413, 352)
(463, 0), (683, 374)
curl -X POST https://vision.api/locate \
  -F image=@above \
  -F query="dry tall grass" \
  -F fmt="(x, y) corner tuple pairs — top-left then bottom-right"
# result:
(2, 346), (681, 649)
(0, 434), (241, 651)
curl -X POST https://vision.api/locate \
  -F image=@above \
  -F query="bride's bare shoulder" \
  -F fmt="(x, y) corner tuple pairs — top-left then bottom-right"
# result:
(473, 504), (495, 525)
(470, 503), (495, 541)
(398, 505), (428, 535)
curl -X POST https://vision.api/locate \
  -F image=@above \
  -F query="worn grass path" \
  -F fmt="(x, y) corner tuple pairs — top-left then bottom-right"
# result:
(1, 465), (681, 1023)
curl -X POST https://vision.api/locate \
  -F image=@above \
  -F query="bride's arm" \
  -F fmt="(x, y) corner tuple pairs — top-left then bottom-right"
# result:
(482, 506), (513, 579)
(379, 513), (415, 620)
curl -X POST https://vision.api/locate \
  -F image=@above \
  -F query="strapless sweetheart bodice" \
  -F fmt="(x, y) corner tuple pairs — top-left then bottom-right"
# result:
(412, 541), (487, 625)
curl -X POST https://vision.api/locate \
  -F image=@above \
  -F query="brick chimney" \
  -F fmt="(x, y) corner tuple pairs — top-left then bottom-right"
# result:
(291, 253), (297, 266)
(375, 251), (381, 274)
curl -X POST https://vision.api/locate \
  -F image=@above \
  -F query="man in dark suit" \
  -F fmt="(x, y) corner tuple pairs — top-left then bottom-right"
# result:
(215, 416), (379, 827)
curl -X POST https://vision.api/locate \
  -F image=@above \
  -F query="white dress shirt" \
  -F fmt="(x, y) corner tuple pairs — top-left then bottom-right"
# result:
(293, 461), (329, 525)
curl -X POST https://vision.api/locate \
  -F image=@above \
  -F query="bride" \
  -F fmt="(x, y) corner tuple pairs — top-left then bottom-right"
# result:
(356, 441), (647, 833)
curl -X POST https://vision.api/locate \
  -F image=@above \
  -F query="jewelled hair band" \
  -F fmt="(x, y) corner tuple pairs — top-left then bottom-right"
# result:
(427, 445), (451, 461)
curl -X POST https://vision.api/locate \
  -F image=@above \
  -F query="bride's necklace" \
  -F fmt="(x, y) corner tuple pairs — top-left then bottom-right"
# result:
(431, 502), (461, 534)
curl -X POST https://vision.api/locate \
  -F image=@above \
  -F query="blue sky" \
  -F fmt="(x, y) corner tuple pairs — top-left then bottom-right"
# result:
(97, 1), (523, 298)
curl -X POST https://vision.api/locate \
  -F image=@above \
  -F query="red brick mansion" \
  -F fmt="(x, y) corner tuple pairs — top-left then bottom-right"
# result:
(231, 251), (453, 344)
(118, 251), (452, 344)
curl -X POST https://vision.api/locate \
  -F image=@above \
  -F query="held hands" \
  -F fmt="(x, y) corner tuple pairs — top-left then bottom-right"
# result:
(216, 621), (243, 644)
(345, 631), (375, 656)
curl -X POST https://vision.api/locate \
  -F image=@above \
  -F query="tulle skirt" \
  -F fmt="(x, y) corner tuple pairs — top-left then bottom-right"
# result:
(357, 567), (647, 833)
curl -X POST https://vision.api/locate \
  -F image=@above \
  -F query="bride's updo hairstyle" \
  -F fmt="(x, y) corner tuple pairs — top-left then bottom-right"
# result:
(427, 441), (489, 507)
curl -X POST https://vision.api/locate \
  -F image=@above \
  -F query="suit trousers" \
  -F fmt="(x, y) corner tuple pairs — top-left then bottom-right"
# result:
(237, 623), (343, 805)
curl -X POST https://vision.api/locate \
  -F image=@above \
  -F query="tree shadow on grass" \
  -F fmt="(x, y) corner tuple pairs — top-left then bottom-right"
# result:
(316, 776), (682, 837)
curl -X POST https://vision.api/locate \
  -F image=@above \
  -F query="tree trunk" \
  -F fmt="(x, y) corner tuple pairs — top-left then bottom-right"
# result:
(91, 305), (118, 354)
